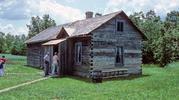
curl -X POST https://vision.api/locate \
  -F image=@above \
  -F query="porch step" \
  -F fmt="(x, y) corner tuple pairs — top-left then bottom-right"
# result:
(90, 68), (129, 79)
(102, 68), (129, 79)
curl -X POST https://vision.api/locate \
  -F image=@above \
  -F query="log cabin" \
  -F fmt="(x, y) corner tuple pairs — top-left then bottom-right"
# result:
(25, 11), (147, 79)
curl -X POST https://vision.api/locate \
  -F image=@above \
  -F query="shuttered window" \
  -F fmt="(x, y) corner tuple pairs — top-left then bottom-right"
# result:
(115, 46), (123, 65)
(117, 21), (124, 32)
(75, 42), (82, 65)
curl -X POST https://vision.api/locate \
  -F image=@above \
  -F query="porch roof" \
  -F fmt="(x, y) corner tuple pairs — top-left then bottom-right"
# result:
(42, 38), (66, 46)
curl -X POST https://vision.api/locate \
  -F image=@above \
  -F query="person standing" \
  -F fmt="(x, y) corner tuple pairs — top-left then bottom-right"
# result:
(43, 52), (50, 77)
(52, 52), (59, 76)
(0, 56), (6, 77)
(0, 59), (4, 77)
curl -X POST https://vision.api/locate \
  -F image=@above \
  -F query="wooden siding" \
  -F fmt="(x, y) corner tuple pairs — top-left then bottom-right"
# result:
(68, 37), (91, 77)
(91, 14), (143, 74)
(58, 41), (68, 75)
(27, 43), (44, 68)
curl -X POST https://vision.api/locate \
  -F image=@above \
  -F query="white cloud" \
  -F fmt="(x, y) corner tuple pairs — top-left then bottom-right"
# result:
(0, 0), (83, 23)
(65, 0), (76, 3)
(0, 0), (84, 35)
(0, 23), (28, 35)
(37, 0), (83, 23)
(105, 0), (179, 17)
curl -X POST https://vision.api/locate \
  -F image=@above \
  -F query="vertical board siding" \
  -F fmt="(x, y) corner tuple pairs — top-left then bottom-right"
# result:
(27, 43), (44, 68)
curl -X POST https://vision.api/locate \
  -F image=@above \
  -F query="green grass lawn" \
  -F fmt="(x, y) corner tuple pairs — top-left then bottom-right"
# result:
(0, 54), (43, 90)
(0, 54), (179, 100)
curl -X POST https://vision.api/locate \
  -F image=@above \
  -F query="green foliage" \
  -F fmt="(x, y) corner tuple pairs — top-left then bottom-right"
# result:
(0, 14), (56, 55)
(165, 10), (179, 29)
(27, 14), (56, 38)
(0, 33), (27, 55)
(130, 10), (179, 67)
(0, 32), (5, 53)
(154, 29), (179, 66)
(10, 34), (27, 55)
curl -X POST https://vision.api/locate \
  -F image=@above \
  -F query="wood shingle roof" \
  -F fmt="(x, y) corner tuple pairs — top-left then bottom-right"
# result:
(25, 11), (146, 44)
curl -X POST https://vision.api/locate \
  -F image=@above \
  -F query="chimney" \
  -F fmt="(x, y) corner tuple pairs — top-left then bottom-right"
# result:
(85, 11), (93, 19)
(95, 13), (102, 17)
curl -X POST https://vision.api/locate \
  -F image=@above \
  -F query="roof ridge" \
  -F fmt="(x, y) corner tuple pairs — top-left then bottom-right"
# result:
(57, 11), (122, 27)
(25, 11), (125, 44)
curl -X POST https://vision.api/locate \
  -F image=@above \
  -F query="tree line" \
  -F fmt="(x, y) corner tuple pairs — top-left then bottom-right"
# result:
(0, 33), (27, 55)
(130, 10), (179, 67)
(0, 14), (56, 55)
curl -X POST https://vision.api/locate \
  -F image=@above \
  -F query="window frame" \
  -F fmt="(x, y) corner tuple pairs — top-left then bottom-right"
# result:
(74, 42), (82, 65)
(115, 46), (124, 66)
(116, 20), (124, 32)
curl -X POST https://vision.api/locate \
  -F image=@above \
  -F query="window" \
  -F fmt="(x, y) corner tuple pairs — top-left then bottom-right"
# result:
(75, 42), (82, 65)
(115, 46), (123, 65)
(117, 21), (124, 32)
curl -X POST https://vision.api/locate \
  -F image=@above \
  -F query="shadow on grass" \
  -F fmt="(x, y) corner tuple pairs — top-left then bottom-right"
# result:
(61, 75), (92, 83)
(53, 74), (151, 84)
(103, 74), (150, 82)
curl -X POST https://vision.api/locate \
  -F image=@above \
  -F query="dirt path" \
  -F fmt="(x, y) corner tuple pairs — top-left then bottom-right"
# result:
(0, 77), (50, 94)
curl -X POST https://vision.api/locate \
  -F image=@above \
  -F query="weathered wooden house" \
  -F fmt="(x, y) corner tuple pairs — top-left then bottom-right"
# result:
(25, 11), (146, 79)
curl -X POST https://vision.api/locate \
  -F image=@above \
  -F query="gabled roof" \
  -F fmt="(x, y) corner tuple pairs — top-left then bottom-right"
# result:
(25, 26), (65, 43)
(26, 11), (146, 44)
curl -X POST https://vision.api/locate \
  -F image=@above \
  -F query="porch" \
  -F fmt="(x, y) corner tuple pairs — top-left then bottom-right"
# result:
(90, 68), (129, 81)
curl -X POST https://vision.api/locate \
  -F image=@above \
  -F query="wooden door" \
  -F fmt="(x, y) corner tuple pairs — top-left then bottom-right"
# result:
(58, 41), (67, 75)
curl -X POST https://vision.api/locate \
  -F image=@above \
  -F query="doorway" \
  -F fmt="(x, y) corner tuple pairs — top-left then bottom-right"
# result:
(53, 44), (59, 75)
(53, 45), (58, 55)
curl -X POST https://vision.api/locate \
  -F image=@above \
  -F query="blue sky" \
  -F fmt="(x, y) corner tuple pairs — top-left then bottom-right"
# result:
(0, 0), (178, 35)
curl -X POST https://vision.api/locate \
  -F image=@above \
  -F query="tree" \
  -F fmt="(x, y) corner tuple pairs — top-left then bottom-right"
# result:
(165, 10), (179, 30)
(11, 34), (27, 55)
(4, 33), (15, 53)
(27, 14), (56, 38)
(154, 28), (179, 67)
(0, 32), (5, 53)
(130, 10), (179, 67)
(145, 10), (160, 21)
(130, 10), (163, 64)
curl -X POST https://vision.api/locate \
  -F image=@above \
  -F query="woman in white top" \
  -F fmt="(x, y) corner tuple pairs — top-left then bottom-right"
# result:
(52, 52), (59, 75)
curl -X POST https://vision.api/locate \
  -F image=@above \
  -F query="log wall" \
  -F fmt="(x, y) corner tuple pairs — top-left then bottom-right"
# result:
(68, 37), (91, 77)
(91, 14), (143, 74)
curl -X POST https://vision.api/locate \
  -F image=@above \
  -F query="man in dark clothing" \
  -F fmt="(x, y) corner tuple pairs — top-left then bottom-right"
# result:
(43, 52), (50, 77)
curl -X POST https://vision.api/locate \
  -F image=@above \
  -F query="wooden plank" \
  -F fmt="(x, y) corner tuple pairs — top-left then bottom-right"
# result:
(93, 48), (115, 53)
(27, 44), (43, 67)
(124, 53), (142, 58)
(124, 50), (142, 53)
(93, 56), (115, 68)
(124, 57), (142, 65)
(73, 65), (90, 72)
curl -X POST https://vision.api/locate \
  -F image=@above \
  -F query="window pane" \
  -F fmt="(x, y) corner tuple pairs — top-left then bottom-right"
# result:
(116, 47), (123, 64)
(75, 42), (82, 65)
(121, 22), (123, 32)
(117, 22), (124, 32)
